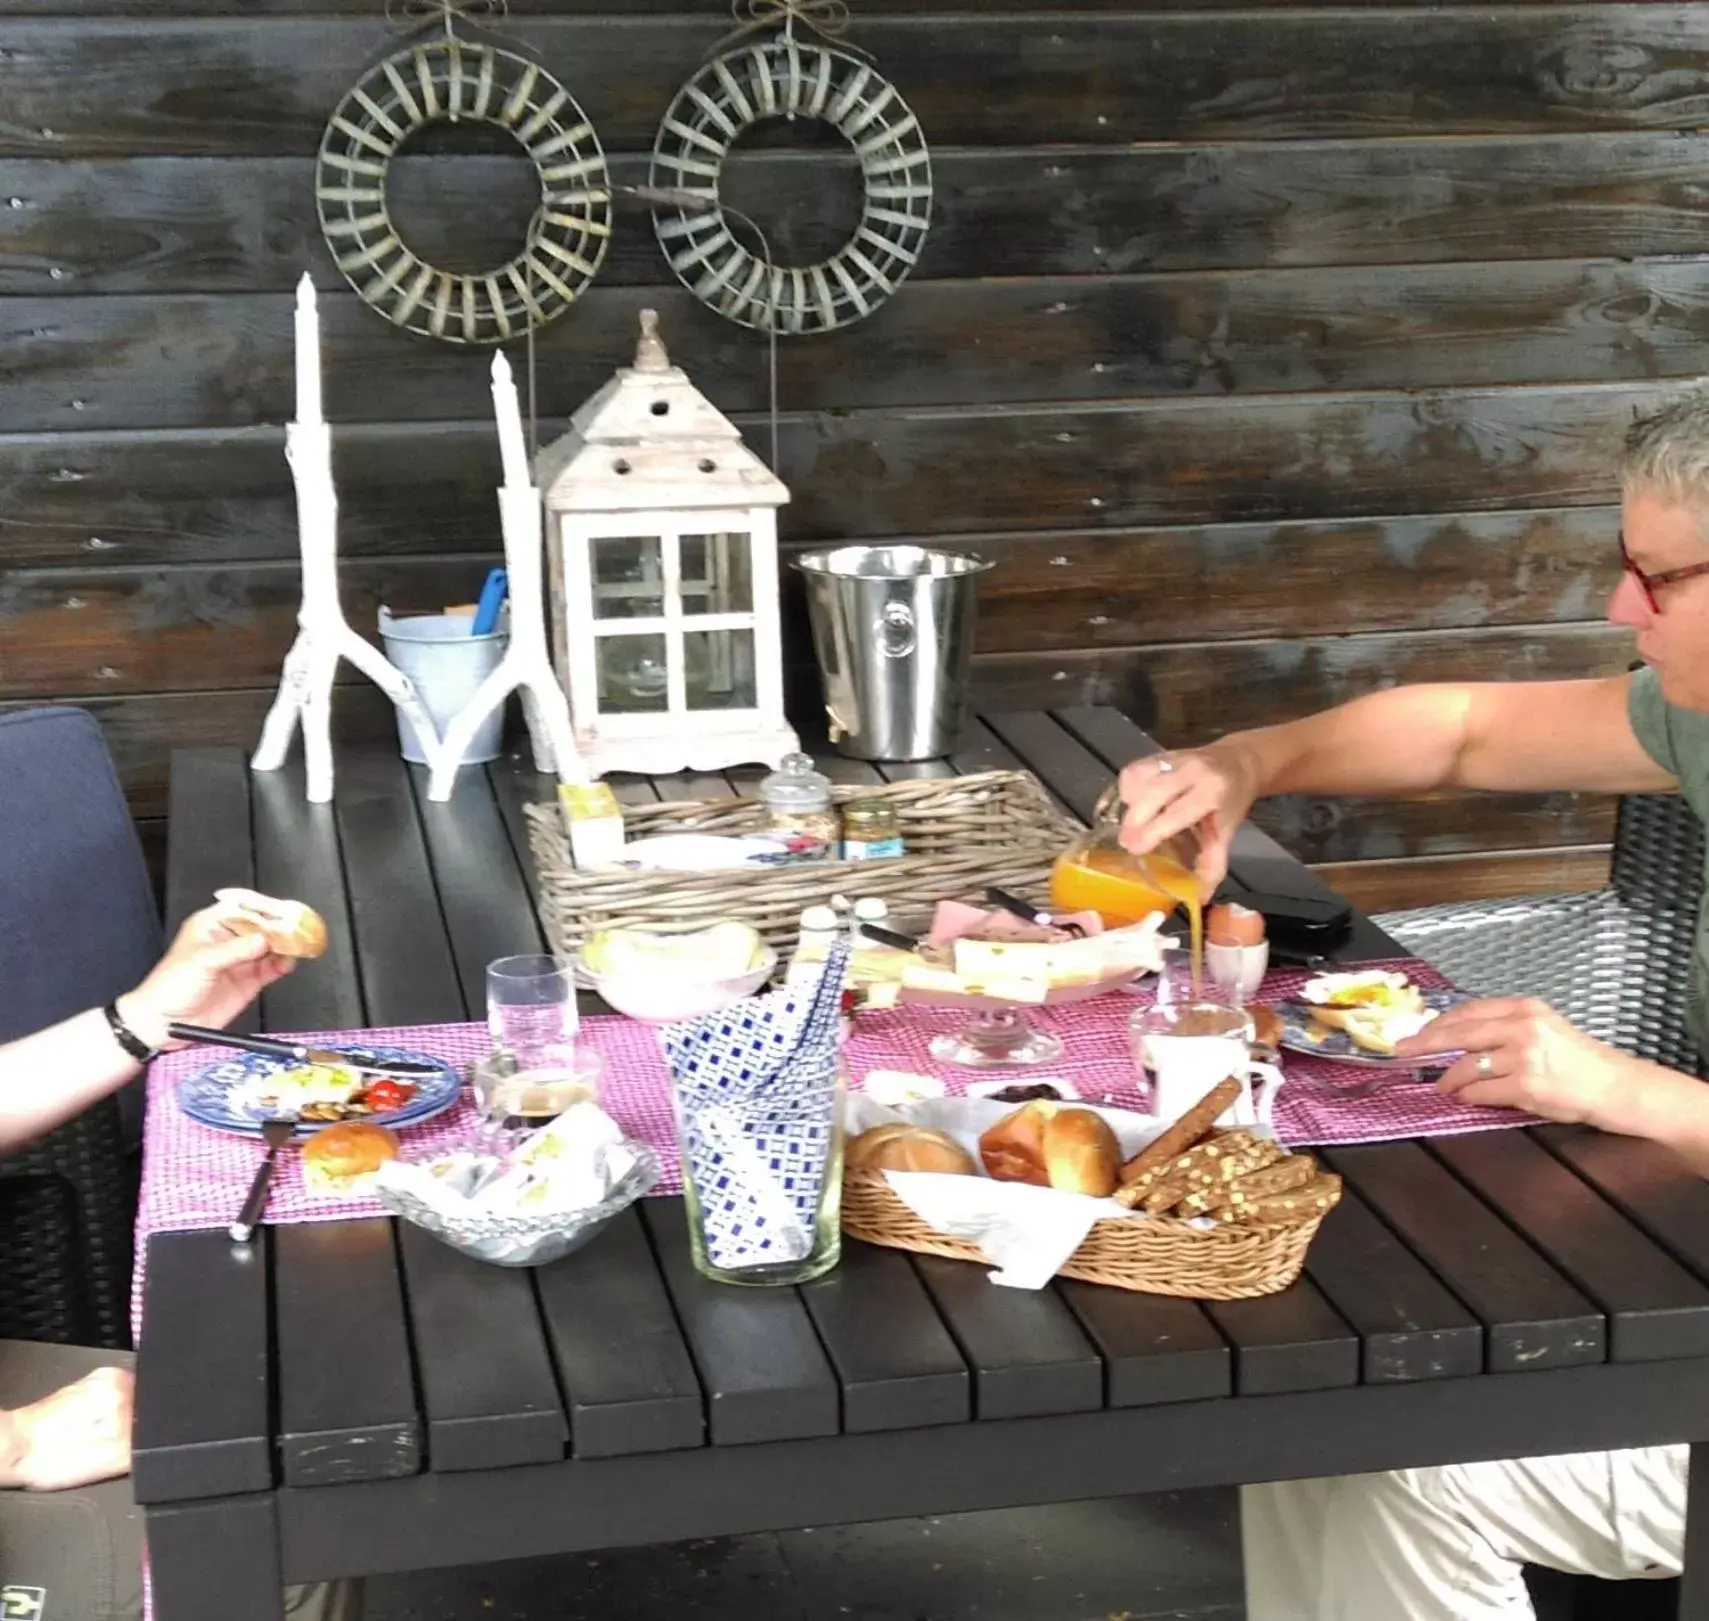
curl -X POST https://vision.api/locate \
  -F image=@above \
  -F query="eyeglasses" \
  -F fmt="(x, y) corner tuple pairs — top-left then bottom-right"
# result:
(1619, 531), (1709, 613)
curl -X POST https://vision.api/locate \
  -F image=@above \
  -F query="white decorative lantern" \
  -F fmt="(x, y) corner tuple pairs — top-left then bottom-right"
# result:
(536, 311), (798, 778)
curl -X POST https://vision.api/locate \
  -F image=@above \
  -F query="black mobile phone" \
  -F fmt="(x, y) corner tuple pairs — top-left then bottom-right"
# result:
(1216, 883), (1354, 952)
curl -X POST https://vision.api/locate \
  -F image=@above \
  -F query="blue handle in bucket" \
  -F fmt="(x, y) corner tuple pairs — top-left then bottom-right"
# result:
(471, 568), (508, 636)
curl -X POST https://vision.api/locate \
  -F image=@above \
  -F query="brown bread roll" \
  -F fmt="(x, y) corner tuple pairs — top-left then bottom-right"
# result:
(979, 1102), (1121, 1197)
(847, 1123), (975, 1176)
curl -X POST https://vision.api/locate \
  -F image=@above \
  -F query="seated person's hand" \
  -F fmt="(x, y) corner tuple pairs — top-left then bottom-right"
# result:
(1116, 743), (1260, 895)
(116, 899), (300, 1051)
(1396, 997), (1636, 1124)
(0, 1366), (133, 1492)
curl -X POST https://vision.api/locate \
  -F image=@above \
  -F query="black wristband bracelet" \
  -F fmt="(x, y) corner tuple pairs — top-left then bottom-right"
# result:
(102, 1001), (159, 1065)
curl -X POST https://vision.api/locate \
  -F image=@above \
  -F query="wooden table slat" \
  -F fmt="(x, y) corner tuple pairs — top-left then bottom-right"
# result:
(798, 1240), (971, 1432)
(407, 761), (545, 1010)
(910, 1255), (1103, 1420)
(947, 716), (1027, 777)
(1055, 1280), (1232, 1408)
(331, 750), (467, 1026)
(981, 712), (1112, 823)
(651, 771), (737, 802)
(250, 760), (364, 1031)
(132, 1229), (274, 1503)
(274, 1218), (423, 1486)
(164, 746), (259, 1032)
(1327, 1143), (1606, 1372)
(1537, 1126), (1709, 1286)
(395, 1221), (569, 1472)
(1302, 1185), (1484, 1384)
(642, 1200), (841, 1446)
(485, 752), (559, 905)
(1203, 1276), (1361, 1396)
(534, 1206), (706, 1460)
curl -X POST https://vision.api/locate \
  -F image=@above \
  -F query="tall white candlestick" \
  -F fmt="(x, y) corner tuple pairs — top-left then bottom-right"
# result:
(490, 349), (531, 490)
(294, 273), (323, 427)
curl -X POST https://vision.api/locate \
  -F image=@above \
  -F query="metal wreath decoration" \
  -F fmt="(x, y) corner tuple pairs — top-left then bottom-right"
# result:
(316, 34), (612, 345)
(649, 23), (932, 334)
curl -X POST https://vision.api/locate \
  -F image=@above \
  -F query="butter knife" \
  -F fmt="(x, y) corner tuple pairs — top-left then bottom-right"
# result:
(169, 1023), (440, 1078)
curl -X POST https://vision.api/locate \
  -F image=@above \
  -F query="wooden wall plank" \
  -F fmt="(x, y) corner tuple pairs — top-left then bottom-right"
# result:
(968, 623), (1637, 737)
(0, 383), (1668, 570)
(1318, 846), (1614, 913)
(10, 256), (1709, 433)
(11, 12), (1709, 158)
(0, 505), (1629, 695)
(12, 137), (1709, 295)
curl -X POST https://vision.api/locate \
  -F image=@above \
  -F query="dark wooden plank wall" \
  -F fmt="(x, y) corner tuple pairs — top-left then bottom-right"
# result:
(2, 1), (1693, 908)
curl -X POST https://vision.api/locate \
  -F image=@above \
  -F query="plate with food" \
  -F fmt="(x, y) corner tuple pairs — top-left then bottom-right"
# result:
(1274, 970), (1467, 1070)
(178, 1047), (462, 1137)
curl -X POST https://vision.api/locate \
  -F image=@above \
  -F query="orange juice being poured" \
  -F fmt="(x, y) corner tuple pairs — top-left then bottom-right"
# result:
(1050, 791), (1206, 988)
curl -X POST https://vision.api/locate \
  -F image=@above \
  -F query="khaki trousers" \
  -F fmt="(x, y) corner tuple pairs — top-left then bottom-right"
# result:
(1242, 1448), (1687, 1621)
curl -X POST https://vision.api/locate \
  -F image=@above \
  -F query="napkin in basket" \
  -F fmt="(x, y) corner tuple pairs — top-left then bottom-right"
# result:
(663, 941), (850, 1273)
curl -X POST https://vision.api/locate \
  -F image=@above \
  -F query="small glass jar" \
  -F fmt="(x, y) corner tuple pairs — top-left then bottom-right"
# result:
(759, 753), (839, 860)
(841, 796), (904, 861)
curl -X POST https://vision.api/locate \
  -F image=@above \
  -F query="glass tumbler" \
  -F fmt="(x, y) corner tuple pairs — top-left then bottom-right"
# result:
(484, 954), (602, 1118)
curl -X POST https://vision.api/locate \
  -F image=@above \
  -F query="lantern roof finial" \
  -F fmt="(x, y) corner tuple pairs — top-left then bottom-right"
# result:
(634, 309), (670, 373)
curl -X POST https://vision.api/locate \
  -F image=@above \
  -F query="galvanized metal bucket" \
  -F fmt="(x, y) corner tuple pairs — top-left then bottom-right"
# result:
(793, 545), (993, 762)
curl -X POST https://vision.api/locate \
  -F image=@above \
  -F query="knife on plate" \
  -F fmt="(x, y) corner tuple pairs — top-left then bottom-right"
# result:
(168, 1024), (441, 1078)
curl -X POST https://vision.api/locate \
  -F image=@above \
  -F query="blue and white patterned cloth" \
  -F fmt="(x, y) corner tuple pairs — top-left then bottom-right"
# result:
(664, 941), (850, 1273)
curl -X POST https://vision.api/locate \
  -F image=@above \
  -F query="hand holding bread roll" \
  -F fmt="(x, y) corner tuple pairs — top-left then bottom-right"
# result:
(212, 889), (329, 960)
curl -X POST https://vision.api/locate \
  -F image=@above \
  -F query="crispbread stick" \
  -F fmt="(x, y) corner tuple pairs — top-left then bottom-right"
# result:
(1189, 1155), (1315, 1216)
(1116, 1077), (1242, 1186)
(1220, 1173), (1343, 1225)
(1131, 1132), (1264, 1214)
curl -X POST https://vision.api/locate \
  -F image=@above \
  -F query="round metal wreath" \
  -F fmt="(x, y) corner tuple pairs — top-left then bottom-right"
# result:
(316, 37), (612, 346)
(649, 38), (932, 334)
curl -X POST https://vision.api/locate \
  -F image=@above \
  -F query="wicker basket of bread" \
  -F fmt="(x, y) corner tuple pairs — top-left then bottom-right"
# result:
(842, 1076), (1341, 1300)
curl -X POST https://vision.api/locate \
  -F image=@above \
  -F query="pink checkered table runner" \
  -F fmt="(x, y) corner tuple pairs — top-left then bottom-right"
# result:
(137, 955), (1528, 1256)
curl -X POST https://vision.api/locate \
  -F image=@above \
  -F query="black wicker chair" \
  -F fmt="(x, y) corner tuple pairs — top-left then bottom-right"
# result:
(1379, 791), (1704, 1621)
(0, 707), (163, 1349)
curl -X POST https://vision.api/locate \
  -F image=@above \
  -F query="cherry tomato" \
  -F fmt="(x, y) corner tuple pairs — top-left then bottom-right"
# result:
(362, 1079), (415, 1113)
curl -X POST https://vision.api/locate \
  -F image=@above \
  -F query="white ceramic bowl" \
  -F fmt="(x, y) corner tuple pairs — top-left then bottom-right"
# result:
(577, 946), (779, 1024)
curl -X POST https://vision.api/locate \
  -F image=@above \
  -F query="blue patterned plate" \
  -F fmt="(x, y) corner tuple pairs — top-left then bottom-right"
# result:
(1274, 987), (1467, 1070)
(178, 1046), (462, 1137)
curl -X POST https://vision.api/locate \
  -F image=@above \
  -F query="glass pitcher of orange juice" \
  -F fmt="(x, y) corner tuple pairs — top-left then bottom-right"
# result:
(1051, 785), (1208, 984)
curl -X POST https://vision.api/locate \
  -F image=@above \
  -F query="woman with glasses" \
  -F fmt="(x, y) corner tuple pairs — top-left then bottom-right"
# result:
(1118, 393), (1709, 1620)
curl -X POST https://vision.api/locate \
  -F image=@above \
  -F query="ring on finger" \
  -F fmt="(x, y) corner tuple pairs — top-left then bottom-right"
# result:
(1155, 755), (1176, 774)
(1475, 1051), (1495, 1079)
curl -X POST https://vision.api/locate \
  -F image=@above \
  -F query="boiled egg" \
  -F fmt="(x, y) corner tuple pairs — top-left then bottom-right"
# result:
(1206, 901), (1266, 947)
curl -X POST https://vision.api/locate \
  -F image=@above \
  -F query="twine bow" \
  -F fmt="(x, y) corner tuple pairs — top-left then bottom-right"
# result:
(385, 0), (508, 36)
(707, 0), (865, 60)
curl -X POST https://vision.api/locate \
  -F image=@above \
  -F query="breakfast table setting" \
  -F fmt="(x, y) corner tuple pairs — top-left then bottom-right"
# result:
(134, 708), (1709, 1621)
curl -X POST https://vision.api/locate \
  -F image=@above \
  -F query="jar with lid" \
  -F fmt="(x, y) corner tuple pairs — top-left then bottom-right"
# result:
(758, 754), (839, 860)
(841, 796), (904, 861)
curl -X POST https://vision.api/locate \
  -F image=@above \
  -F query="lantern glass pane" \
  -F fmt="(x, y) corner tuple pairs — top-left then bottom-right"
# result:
(596, 633), (670, 712)
(590, 535), (664, 620)
(680, 532), (753, 617)
(685, 628), (756, 711)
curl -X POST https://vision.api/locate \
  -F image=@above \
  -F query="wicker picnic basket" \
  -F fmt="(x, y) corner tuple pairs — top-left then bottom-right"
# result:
(840, 1169), (1329, 1299)
(523, 769), (1082, 958)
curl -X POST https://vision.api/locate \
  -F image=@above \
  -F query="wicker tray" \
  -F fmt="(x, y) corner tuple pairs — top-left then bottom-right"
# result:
(841, 1167), (1327, 1299)
(524, 769), (1082, 957)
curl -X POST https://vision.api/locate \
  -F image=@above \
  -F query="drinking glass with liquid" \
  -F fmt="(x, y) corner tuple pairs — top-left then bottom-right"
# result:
(483, 954), (603, 1126)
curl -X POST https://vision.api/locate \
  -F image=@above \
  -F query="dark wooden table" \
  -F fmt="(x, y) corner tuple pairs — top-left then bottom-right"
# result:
(137, 707), (1709, 1620)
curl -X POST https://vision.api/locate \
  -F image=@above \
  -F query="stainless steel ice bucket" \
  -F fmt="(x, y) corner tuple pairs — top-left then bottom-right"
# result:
(793, 545), (993, 762)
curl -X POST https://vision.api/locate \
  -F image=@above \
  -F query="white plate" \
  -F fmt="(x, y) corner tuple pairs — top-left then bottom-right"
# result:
(621, 833), (792, 871)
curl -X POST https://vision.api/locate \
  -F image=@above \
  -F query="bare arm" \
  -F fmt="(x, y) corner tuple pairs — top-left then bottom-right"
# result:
(1120, 673), (1675, 888)
(1232, 674), (1675, 799)
(0, 1011), (140, 1154)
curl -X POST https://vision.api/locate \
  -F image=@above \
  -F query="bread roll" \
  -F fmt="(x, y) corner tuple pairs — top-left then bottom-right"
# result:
(213, 888), (329, 960)
(978, 1102), (1120, 1197)
(1042, 1108), (1120, 1197)
(847, 1123), (975, 1176)
(300, 1120), (398, 1194)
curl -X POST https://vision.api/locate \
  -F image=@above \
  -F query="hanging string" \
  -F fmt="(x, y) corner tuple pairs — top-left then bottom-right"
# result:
(385, 0), (508, 38)
(705, 0), (868, 61)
